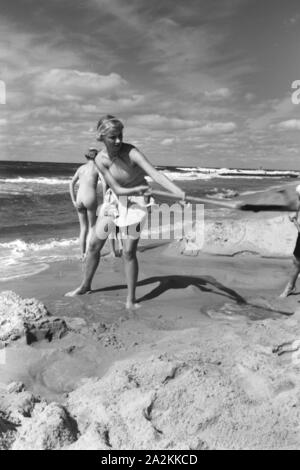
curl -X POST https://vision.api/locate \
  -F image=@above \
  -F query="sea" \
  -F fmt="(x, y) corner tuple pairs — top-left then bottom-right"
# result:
(0, 160), (299, 282)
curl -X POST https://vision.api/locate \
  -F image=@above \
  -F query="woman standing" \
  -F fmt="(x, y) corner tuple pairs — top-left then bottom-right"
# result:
(66, 115), (185, 308)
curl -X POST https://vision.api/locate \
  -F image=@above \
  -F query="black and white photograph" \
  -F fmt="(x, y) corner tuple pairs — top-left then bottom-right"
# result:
(1, 0), (300, 452)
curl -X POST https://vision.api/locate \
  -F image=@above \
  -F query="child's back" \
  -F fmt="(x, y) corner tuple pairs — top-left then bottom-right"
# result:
(70, 149), (102, 258)
(76, 161), (99, 211)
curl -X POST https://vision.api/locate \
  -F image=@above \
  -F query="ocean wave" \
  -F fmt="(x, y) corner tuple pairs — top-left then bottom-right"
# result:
(0, 262), (49, 282)
(207, 188), (239, 199)
(0, 238), (78, 254)
(161, 167), (300, 181)
(0, 177), (71, 185)
(162, 171), (214, 181)
(0, 237), (80, 281)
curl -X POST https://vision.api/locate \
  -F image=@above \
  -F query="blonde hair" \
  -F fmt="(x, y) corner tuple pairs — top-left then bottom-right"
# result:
(296, 184), (300, 195)
(97, 115), (124, 140)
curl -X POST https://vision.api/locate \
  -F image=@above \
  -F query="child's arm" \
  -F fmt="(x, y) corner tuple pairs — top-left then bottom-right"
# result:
(69, 169), (80, 208)
(290, 203), (300, 232)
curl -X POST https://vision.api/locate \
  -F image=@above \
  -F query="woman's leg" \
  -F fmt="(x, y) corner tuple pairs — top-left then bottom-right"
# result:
(65, 216), (114, 296)
(121, 230), (140, 309)
(117, 227), (123, 256)
(280, 257), (300, 297)
(77, 209), (88, 258)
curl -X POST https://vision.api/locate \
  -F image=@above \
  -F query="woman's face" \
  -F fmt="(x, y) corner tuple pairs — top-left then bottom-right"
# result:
(101, 128), (123, 154)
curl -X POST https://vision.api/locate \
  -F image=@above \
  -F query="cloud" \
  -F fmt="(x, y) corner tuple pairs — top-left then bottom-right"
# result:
(161, 138), (175, 146)
(248, 96), (296, 130)
(90, 0), (145, 34)
(278, 119), (300, 131)
(245, 93), (256, 102)
(1, 0), (299, 169)
(198, 122), (237, 135)
(204, 88), (232, 99)
(130, 114), (200, 130)
(34, 69), (127, 99)
(194, 143), (210, 149)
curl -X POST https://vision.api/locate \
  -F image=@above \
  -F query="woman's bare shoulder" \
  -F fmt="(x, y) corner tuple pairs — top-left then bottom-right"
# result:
(95, 149), (109, 168)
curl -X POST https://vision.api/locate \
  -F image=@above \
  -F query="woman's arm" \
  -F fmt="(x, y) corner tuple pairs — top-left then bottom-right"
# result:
(94, 155), (148, 197)
(130, 148), (185, 199)
(69, 169), (80, 207)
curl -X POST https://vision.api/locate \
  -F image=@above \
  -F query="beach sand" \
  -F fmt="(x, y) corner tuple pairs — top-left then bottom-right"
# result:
(1, 237), (300, 449)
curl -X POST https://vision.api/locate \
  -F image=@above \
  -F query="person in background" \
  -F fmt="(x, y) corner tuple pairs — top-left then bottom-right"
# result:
(69, 148), (104, 260)
(280, 185), (300, 297)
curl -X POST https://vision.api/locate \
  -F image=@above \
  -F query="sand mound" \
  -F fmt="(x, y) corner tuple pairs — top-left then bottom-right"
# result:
(12, 402), (78, 450)
(2, 289), (300, 450)
(0, 291), (68, 346)
(0, 382), (78, 450)
(64, 325), (300, 450)
(175, 213), (296, 257)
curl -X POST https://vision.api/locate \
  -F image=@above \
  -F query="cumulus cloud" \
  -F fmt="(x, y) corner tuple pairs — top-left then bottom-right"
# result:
(278, 119), (300, 131)
(198, 122), (237, 135)
(1, 0), (298, 168)
(245, 93), (256, 102)
(34, 69), (127, 99)
(204, 88), (232, 99)
(194, 143), (210, 149)
(130, 114), (200, 130)
(161, 138), (175, 146)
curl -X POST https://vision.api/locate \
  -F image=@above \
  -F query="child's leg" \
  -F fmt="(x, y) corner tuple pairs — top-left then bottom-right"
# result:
(78, 209), (88, 258)
(87, 208), (97, 229)
(280, 257), (300, 297)
(290, 257), (300, 289)
(65, 216), (114, 296)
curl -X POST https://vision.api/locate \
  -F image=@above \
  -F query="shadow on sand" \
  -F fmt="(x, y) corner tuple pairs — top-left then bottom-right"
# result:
(93, 274), (246, 304)
(92, 274), (293, 317)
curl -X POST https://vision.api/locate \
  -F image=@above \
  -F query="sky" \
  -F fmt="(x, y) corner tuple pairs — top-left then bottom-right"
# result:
(0, 0), (300, 169)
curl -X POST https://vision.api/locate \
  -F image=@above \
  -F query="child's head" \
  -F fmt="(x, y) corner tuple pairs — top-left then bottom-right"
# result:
(96, 115), (124, 142)
(85, 147), (98, 160)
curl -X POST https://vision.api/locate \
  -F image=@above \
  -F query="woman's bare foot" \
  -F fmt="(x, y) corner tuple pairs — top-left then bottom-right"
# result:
(65, 285), (91, 297)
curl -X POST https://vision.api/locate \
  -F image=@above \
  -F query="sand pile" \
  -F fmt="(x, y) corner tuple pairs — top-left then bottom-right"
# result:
(0, 382), (78, 450)
(178, 213), (296, 257)
(0, 291), (68, 347)
(1, 291), (300, 449)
